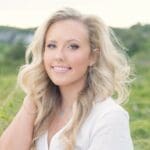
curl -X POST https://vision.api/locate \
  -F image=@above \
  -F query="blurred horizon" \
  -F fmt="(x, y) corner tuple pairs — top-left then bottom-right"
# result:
(1, 22), (149, 30)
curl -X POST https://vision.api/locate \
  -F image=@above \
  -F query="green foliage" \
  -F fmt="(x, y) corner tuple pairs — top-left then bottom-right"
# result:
(113, 23), (150, 56)
(5, 42), (26, 60)
(0, 43), (26, 63)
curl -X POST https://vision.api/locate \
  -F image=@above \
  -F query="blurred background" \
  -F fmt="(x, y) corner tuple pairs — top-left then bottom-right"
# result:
(0, 0), (150, 149)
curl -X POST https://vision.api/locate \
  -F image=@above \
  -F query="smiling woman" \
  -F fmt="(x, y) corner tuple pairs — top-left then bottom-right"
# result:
(0, 7), (133, 150)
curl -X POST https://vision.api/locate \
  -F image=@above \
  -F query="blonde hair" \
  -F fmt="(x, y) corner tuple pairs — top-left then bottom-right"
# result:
(17, 7), (131, 150)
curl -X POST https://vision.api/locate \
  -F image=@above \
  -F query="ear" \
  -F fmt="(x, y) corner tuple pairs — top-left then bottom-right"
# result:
(89, 48), (100, 66)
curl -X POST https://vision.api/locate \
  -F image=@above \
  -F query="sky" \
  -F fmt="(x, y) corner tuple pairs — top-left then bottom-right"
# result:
(0, 0), (150, 28)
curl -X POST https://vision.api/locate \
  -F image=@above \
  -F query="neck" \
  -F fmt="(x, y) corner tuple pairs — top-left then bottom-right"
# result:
(59, 75), (87, 111)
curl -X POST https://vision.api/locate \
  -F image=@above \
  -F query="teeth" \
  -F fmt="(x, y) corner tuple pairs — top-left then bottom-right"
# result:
(52, 66), (71, 72)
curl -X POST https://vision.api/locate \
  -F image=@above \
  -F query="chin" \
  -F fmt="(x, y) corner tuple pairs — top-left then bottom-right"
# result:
(51, 79), (72, 86)
(49, 75), (86, 87)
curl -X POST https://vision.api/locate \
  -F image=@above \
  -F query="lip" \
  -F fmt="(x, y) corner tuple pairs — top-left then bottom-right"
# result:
(51, 66), (72, 73)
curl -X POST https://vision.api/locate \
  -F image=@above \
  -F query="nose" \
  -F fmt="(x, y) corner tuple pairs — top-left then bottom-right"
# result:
(54, 48), (65, 61)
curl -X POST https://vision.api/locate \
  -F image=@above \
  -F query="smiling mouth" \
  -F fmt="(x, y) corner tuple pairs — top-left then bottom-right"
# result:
(51, 66), (72, 73)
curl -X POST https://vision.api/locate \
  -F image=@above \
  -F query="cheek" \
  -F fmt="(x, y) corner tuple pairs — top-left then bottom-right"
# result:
(70, 54), (90, 69)
(43, 52), (51, 70)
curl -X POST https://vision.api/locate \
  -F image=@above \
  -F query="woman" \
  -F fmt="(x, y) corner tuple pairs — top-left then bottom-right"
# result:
(0, 8), (133, 150)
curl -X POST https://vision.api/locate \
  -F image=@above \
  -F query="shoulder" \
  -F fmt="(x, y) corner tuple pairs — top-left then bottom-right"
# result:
(90, 97), (129, 121)
(82, 97), (133, 150)
(84, 97), (130, 135)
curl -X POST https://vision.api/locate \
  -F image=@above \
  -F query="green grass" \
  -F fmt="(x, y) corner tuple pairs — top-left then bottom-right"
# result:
(124, 50), (150, 150)
(0, 50), (150, 149)
(0, 62), (25, 133)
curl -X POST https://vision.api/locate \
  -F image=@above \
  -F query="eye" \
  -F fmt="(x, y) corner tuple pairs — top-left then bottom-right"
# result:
(68, 44), (79, 50)
(47, 44), (56, 49)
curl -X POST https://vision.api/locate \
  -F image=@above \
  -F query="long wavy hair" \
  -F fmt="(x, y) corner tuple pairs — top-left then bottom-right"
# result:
(17, 7), (131, 150)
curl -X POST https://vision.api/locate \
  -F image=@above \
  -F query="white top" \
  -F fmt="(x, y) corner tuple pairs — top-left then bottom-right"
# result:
(36, 97), (134, 150)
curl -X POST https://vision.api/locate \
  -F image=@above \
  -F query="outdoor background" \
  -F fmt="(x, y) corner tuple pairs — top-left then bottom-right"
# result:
(0, 0), (150, 150)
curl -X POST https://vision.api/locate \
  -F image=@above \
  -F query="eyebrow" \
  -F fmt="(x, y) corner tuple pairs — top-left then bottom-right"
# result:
(47, 39), (81, 43)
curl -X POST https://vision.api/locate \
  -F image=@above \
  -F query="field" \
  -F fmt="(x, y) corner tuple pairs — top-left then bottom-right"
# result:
(127, 50), (150, 150)
(0, 50), (150, 150)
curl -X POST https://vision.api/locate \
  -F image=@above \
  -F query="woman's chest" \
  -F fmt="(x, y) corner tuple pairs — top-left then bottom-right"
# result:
(36, 119), (91, 150)
(36, 110), (93, 150)
(47, 114), (70, 147)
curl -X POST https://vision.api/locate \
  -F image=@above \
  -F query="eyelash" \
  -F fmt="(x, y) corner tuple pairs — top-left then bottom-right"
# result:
(46, 44), (79, 50)
(47, 44), (56, 49)
(69, 44), (79, 50)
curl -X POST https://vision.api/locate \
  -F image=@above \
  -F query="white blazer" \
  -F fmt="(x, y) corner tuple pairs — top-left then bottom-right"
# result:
(36, 97), (134, 150)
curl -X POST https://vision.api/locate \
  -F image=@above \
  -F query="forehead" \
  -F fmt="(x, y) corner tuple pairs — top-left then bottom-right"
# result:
(45, 19), (89, 42)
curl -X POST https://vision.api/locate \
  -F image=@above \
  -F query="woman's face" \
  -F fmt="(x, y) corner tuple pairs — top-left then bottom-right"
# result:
(44, 19), (96, 87)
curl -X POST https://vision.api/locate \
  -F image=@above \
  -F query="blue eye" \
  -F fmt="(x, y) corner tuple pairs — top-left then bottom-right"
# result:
(68, 44), (79, 50)
(47, 44), (56, 49)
